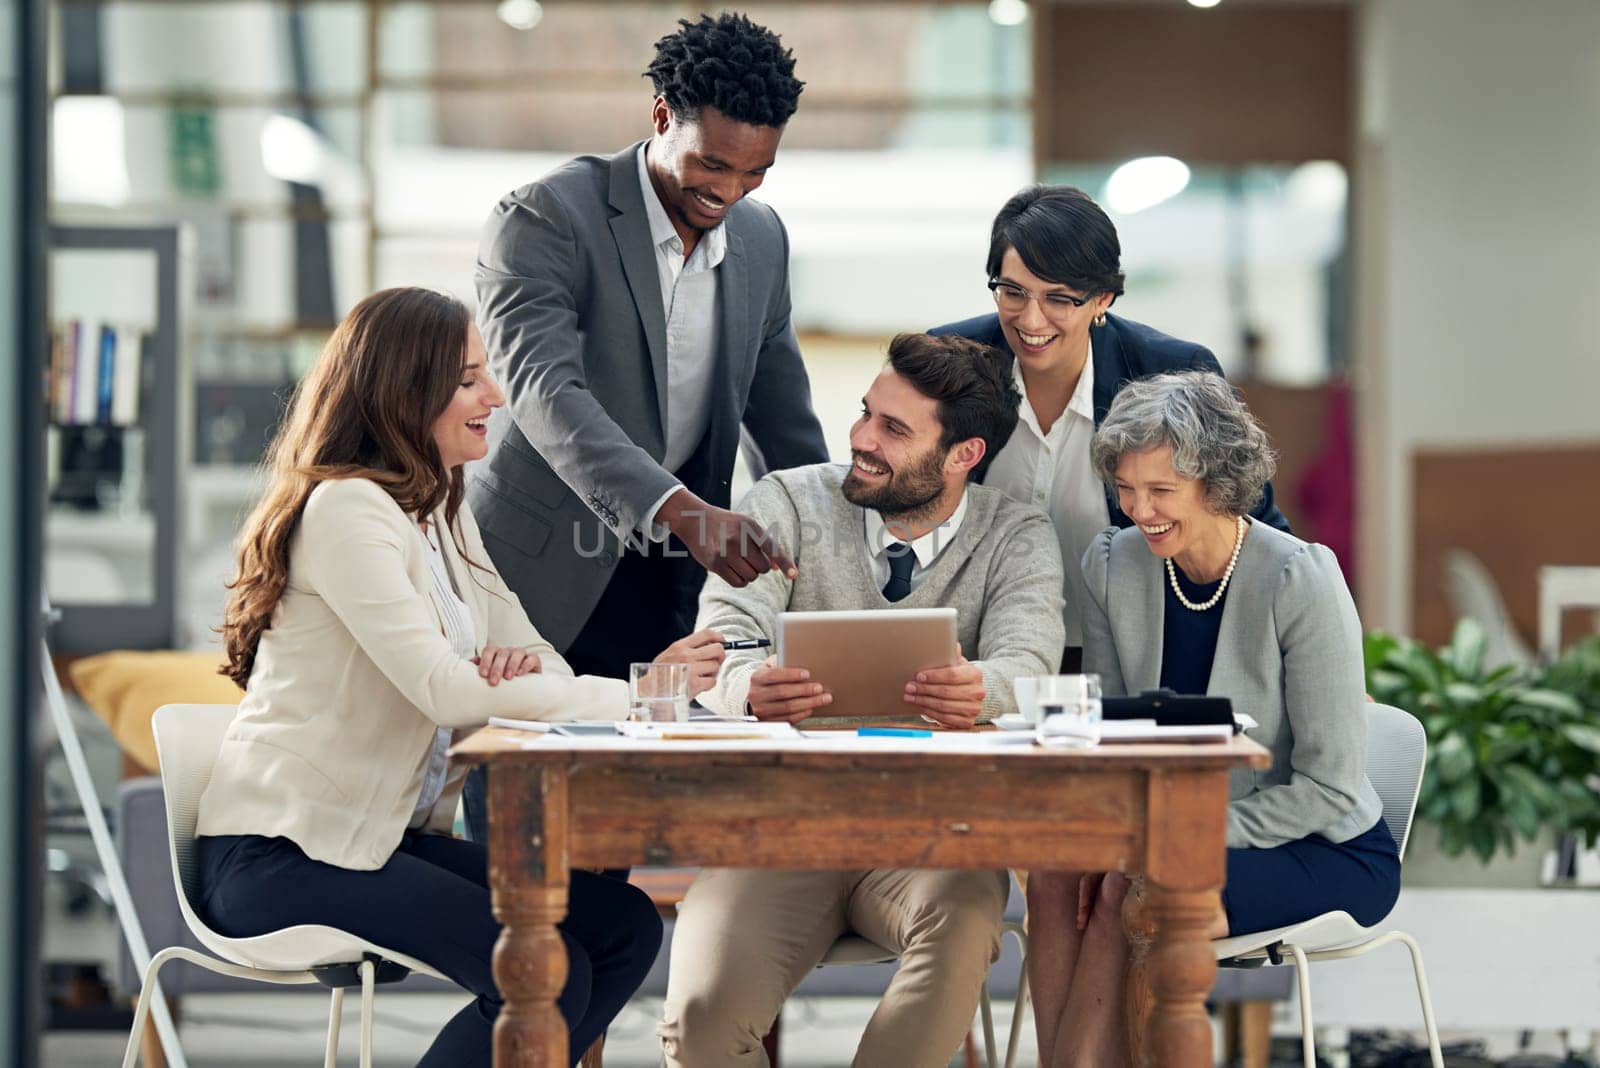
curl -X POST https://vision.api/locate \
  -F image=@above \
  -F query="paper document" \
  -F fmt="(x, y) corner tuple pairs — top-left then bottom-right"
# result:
(618, 721), (801, 740)
(797, 730), (1035, 752)
(1097, 721), (1233, 743)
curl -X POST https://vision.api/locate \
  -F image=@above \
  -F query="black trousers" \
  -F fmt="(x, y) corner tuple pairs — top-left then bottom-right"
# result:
(464, 541), (700, 844)
(196, 831), (662, 1067)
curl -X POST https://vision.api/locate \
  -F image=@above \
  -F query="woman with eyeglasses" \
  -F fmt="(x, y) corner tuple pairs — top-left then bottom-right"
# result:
(931, 185), (1291, 671)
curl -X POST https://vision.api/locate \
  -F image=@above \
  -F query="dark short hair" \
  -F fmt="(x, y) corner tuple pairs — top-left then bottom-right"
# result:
(643, 12), (803, 127)
(986, 185), (1126, 299)
(886, 333), (1021, 482)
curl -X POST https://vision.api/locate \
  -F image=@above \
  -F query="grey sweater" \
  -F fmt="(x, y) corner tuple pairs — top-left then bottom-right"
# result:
(1082, 521), (1384, 849)
(697, 464), (1065, 722)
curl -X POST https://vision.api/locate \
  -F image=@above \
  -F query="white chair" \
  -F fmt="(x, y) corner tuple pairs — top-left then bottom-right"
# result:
(818, 920), (1029, 1068)
(122, 704), (445, 1068)
(1442, 547), (1535, 668)
(1213, 702), (1444, 1068)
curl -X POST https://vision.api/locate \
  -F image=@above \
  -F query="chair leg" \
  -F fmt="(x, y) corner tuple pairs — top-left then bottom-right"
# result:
(1287, 944), (1316, 1068)
(324, 987), (344, 1068)
(1394, 932), (1444, 1068)
(135, 994), (178, 1068)
(1004, 927), (1029, 1068)
(122, 954), (169, 1068)
(359, 960), (376, 1068)
(979, 988), (998, 1068)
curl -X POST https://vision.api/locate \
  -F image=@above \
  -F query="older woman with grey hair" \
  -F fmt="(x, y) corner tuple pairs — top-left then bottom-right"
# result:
(1024, 371), (1399, 1068)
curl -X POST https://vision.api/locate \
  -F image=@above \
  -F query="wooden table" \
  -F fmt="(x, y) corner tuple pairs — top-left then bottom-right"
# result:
(453, 727), (1269, 1068)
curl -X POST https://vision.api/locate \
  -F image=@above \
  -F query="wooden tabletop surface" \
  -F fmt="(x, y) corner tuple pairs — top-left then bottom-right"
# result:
(451, 723), (1272, 771)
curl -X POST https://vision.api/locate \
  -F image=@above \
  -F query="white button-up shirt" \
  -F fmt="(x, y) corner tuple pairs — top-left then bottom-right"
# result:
(637, 144), (726, 536)
(862, 490), (969, 595)
(983, 349), (1109, 647)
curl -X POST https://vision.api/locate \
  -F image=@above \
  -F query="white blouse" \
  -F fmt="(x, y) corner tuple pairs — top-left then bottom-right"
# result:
(408, 518), (477, 829)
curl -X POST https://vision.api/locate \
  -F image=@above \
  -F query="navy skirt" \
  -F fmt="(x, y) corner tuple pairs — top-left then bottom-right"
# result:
(1222, 819), (1401, 936)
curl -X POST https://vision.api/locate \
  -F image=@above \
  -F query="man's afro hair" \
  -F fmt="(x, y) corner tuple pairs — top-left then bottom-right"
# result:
(644, 12), (803, 127)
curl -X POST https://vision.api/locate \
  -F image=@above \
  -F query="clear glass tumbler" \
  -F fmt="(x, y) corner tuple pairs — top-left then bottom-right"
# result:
(628, 662), (691, 723)
(1034, 673), (1102, 748)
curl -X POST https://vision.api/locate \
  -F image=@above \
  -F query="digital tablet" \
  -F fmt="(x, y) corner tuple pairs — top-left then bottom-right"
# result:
(776, 608), (960, 719)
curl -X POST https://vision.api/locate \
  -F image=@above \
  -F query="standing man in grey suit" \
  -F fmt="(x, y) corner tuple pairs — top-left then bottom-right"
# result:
(462, 13), (828, 841)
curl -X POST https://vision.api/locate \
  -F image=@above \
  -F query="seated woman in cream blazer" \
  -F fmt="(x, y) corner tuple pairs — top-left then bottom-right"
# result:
(1024, 372), (1400, 1068)
(196, 287), (722, 1067)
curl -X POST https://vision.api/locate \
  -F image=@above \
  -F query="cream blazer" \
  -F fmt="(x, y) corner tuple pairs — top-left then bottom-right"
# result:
(195, 476), (627, 870)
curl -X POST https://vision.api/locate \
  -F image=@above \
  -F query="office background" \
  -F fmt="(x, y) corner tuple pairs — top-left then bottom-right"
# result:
(13, 0), (1600, 1065)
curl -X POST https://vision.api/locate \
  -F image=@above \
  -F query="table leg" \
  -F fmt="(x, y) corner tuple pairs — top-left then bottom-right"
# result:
(488, 763), (570, 1067)
(1143, 879), (1220, 1067)
(1135, 770), (1228, 1068)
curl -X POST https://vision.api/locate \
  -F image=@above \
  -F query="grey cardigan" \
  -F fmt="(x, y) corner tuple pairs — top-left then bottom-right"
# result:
(1081, 520), (1383, 849)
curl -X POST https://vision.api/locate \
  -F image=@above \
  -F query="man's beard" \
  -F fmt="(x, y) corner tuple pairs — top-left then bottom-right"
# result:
(841, 445), (948, 523)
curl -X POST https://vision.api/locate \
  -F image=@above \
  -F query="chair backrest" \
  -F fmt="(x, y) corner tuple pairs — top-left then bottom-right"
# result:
(146, 702), (442, 978)
(1364, 702), (1427, 861)
(1442, 548), (1535, 668)
(150, 704), (241, 918)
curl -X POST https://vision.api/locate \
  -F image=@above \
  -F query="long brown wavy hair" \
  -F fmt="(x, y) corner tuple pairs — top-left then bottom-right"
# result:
(221, 287), (475, 687)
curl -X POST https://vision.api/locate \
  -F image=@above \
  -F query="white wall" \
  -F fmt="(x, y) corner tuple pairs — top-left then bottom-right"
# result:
(1356, 0), (1600, 629)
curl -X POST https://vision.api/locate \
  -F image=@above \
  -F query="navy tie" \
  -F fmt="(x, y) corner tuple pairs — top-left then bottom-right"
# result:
(882, 542), (915, 603)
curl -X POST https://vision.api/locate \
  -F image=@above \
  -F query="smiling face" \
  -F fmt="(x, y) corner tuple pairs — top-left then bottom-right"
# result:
(645, 99), (783, 243)
(430, 325), (504, 470)
(1113, 444), (1237, 567)
(843, 368), (971, 522)
(992, 247), (1116, 377)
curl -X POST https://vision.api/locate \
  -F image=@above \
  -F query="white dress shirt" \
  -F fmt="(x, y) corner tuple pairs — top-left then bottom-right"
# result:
(862, 490), (969, 594)
(637, 145), (726, 538)
(983, 349), (1109, 647)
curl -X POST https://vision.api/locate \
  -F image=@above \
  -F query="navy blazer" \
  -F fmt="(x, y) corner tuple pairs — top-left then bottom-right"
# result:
(930, 311), (1291, 533)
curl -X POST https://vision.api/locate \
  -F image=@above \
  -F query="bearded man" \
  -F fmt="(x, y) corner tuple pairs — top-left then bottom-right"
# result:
(657, 332), (1064, 1068)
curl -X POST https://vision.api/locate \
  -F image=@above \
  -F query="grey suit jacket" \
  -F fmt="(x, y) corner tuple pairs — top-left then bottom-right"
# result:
(468, 143), (828, 650)
(1081, 520), (1383, 849)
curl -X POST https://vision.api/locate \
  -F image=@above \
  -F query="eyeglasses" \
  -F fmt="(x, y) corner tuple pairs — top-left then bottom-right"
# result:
(987, 279), (1094, 313)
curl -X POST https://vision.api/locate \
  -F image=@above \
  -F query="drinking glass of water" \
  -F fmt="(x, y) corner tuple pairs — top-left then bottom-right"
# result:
(628, 662), (691, 723)
(1034, 674), (1102, 748)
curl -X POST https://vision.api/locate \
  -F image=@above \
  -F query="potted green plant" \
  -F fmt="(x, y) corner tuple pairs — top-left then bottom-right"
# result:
(1364, 620), (1600, 886)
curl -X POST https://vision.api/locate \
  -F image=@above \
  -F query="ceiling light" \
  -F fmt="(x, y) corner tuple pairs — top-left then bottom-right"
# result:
(988, 0), (1028, 27)
(1286, 160), (1348, 211)
(497, 0), (543, 31)
(1104, 156), (1191, 214)
(53, 96), (132, 206)
(260, 114), (325, 184)
(1188, 0), (1223, 8)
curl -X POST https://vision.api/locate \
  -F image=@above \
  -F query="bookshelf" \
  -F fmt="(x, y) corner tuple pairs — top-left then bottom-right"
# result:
(47, 225), (185, 652)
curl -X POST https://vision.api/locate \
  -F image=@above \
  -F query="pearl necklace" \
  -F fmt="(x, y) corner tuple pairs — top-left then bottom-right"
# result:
(1166, 515), (1247, 612)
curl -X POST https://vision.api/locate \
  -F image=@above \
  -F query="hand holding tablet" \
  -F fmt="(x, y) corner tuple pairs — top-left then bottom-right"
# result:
(775, 608), (963, 721)
(746, 657), (833, 723)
